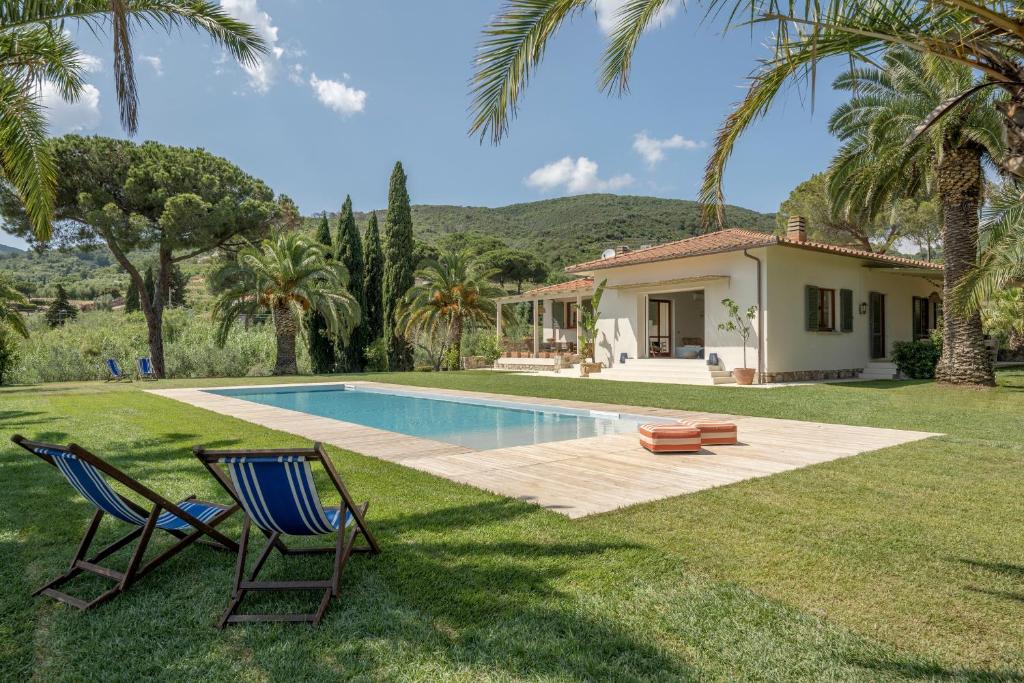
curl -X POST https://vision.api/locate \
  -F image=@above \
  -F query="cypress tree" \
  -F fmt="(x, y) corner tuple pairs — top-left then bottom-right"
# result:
(168, 264), (188, 307)
(382, 162), (415, 371)
(362, 211), (384, 343)
(306, 212), (337, 374)
(125, 275), (140, 313)
(335, 195), (367, 371)
(45, 285), (78, 327)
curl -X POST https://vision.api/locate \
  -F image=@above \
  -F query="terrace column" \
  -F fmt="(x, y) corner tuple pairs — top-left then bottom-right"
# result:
(495, 302), (503, 342)
(532, 298), (540, 356)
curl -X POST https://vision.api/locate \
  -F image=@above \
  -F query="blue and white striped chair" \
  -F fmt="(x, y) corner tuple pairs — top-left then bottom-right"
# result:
(195, 442), (380, 628)
(11, 435), (239, 610)
(105, 358), (131, 382)
(136, 357), (157, 381)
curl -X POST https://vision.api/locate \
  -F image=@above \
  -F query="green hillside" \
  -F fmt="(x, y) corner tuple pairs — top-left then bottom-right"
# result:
(357, 194), (775, 269)
(3, 195), (775, 299)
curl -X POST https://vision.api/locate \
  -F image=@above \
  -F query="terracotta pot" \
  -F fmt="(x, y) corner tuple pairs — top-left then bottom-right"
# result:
(732, 368), (756, 385)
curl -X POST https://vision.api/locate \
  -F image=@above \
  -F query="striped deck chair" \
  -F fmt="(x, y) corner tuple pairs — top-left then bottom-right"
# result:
(136, 357), (157, 381)
(194, 443), (380, 628)
(11, 435), (239, 611)
(105, 358), (131, 382)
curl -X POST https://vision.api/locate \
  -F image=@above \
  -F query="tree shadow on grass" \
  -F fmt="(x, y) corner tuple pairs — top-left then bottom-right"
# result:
(846, 657), (1024, 682)
(0, 411), (53, 430)
(959, 558), (1024, 578)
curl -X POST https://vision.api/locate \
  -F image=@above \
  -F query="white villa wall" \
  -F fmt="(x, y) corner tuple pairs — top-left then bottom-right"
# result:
(763, 247), (942, 376)
(591, 249), (765, 371)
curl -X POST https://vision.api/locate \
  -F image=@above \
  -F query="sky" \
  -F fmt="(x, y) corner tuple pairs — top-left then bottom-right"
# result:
(0, 0), (851, 250)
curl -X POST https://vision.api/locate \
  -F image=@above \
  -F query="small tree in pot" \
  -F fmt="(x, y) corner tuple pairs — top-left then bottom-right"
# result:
(578, 279), (607, 372)
(717, 298), (758, 385)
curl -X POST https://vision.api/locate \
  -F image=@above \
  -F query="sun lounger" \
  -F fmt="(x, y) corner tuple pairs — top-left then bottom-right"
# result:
(193, 442), (380, 628)
(10, 435), (238, 610)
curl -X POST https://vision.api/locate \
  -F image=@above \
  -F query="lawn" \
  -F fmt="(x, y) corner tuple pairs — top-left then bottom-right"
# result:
(1, 371), (1022, 681)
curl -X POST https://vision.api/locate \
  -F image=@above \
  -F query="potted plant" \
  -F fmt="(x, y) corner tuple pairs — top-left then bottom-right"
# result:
(577, 279), (607, 376)
(717, 297), (758, 385)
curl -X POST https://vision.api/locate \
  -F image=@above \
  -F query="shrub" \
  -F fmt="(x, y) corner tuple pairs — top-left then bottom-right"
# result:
(462, 327), (502, 364)
(6, 309), (310, 384)
(364, 337), (388, 372)
(892, 338), (941, 379)
(0, 328), (18, 385)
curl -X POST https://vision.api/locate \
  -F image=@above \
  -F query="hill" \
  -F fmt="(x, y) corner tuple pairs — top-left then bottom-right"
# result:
(0, 243), (22, 256)
(357, 194), (775, 270)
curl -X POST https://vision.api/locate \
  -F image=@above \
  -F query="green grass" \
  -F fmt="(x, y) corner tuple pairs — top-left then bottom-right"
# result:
(1, 371), (1023, 681)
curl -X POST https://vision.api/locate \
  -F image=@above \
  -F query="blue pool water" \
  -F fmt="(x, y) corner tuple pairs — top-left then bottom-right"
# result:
(207, 384), (661, 450)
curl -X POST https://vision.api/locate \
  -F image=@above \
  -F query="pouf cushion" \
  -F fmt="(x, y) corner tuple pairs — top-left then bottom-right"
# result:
(638, 424), (701, 453)
(680, 420), (738, 445)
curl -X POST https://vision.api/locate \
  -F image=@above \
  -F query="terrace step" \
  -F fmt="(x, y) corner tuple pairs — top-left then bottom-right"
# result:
(578, 358), (736, 385)
(859, 361), (899, 380)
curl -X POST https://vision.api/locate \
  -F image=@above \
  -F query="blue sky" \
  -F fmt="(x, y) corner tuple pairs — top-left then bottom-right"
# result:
(1, 0), (851, 249)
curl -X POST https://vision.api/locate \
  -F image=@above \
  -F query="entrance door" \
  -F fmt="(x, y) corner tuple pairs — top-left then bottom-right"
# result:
(648, 299), (671, 357)
(869, 292), (886, 359)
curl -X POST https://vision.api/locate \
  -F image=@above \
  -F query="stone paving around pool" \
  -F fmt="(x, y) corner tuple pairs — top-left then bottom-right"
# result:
(149, 382), (940, 518)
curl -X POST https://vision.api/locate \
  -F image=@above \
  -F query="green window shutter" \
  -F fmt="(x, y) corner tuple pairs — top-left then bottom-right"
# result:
(840, 289), (854, 332)
(805, 285), (819, 331)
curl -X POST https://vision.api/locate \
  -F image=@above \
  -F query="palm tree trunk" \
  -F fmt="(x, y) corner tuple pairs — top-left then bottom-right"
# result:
(272, 302), (299, 375)
(934, 143), (995, 387)
(447, 316), (464, 371)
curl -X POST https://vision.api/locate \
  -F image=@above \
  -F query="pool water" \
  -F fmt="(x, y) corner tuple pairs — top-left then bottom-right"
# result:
(207, 385), (660, 450)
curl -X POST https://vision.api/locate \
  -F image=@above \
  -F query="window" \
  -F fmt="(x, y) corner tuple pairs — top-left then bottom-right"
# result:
(565, 302), (578, 329)
(817, 288), (836, 331)
(917, 296), (933, 339)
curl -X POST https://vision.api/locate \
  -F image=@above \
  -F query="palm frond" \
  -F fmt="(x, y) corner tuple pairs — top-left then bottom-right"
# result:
(469, 0), (588, 144)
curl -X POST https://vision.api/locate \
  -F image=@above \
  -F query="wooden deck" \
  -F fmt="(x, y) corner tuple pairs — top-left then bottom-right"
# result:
(149, 382), (939, 518)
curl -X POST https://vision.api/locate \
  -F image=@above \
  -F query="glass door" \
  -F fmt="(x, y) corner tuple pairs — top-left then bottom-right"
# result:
(648, 299), (671, 357)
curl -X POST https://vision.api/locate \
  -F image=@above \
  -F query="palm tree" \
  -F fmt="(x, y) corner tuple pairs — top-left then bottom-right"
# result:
(825, 49), (999, 386)
(467, 0), (1024, 220)
(400, 249), (503, 371)
(212, 233), (360, 376)
(1, 1), (266, 241)
(0, 273), (28, 338)
(954, 180), (1024, 316)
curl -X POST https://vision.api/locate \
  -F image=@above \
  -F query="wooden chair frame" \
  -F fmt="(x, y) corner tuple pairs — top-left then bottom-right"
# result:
(11, 435), (239, 610)
(194, 443), (381, 628)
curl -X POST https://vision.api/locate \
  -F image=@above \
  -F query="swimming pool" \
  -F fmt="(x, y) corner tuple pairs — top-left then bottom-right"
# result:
(206, 384), (665, 450)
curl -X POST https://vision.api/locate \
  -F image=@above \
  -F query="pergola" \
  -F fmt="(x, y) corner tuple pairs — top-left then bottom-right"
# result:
(495, 278), (594, 356)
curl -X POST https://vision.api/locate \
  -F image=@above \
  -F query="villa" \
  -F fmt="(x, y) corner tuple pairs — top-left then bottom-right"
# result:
(496, 217), (944, 384)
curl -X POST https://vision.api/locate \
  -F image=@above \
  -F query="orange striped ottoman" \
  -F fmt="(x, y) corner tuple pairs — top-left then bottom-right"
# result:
(680, 420), (738, 446)
(638, 424), (702, 453)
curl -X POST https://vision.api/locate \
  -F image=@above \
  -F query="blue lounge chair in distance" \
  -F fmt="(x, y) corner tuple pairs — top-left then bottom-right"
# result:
(194, 442), (380, 628)
(105, 358), (131, 382)
(136, 357), (157, 381)
(11, 435), (239, 610)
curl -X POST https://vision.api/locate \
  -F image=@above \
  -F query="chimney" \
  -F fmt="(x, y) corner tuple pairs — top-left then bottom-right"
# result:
(615, 244), (631, 256)
(786, 215), (807, 243)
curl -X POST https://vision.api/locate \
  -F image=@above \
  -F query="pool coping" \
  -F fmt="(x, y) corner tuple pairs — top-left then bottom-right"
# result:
(147, 381), (941, 519)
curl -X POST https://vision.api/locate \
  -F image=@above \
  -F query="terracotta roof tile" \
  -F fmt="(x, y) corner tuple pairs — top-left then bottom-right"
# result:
(517, 277), (594, 298)
(565, 228), (943, 273)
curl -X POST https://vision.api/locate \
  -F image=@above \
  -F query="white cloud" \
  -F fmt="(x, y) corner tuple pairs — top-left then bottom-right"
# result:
(288, 63), (305, 85)
(39, 82), (101, 134)
(79, 53), (102, 73)
(309, 73), (366, 115)
(525, 156), (634, 194)
(593, 0), (681, 35)
(220, 0), (284, 93)
(141, 55), (163, 76)
(632, 131), (705, 166)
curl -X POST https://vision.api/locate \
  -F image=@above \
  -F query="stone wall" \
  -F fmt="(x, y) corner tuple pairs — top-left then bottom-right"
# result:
(762, 368), (863, 383)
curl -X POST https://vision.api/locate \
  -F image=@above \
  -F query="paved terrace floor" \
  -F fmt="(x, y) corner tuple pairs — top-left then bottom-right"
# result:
(149, 382), (939, 518)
